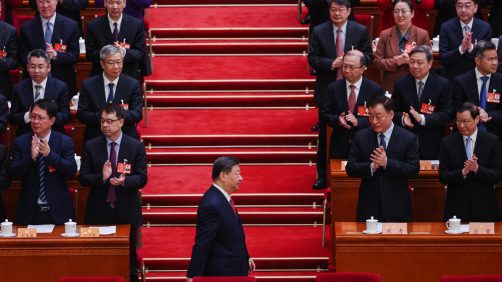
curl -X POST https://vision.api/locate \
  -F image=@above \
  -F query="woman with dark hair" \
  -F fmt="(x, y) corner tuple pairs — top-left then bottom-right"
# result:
(374, 0), (431, 91)
(377, 0), (435, 33)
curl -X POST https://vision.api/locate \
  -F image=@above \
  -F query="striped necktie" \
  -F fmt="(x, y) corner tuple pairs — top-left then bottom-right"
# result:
(38, 155), (47, 204)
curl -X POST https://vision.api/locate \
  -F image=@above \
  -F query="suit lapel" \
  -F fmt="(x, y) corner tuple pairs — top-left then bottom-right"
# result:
(44, 77), (54, 101)
(336, 81), (349, 113)
(96, 75), (107, 107)
(386, 125), (399, 156)
(34, 16), (46, 47)
(453, 20), (464, 46)
(473, 131), (483, 158)
(467, 71), (480, 104)
(355, 79), (370, 111)
(117, 134), (128, 166)
(102, 16), (114, 42)
(114, 75), (127, 103)
(389, 27), (400, 57)
(119, 15), (128, 42)
(420, 74), (435, 104)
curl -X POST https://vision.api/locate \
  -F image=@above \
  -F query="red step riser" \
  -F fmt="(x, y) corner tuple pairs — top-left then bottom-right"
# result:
(152, 44), (307, 54)
(142, 195), (323, 206)
(142, 213), (323, 224)
(156, 0), (297, 4)
(144, 81), (314, 91)
(145, 96), (312, 107)
(146, 152), (316, 163)
(151, 29), (307, 39)
(142, 135), (316, 146)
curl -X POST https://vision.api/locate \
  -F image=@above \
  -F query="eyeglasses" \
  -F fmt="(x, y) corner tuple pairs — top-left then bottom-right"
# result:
(30, 115), (50, 122)
(28, 65), (49, 70)
(455, 119), (475, 125)
(369, 115), (387, 121)
(100, 118), (121, 125)
(342, 64), (363, 71)
(329, 8), (348, 14)
(393, 9), (411, 15)
(409, 59), (428, 66)
(456, 3), (474, 10)
(483, 56), (499, 63)
(36, 0), (55, 4)
(103, 60), (123, 66)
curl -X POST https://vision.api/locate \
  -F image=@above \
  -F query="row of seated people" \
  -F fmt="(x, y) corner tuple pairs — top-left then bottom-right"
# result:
(309, 0), (502, 189)
(0, 98), (144, 281)
(302, 0), (502, 38)
(0, 0), (148, 101)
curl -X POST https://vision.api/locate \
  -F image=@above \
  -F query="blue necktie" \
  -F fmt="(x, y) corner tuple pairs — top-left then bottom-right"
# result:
(107, 83), (115, 103)
(34, 84), (42, 101)
(45, 22), (53, 44)
(379, 134), (387, 150)
(479, 76), (489, 131)
(465, 137), (472, 160)
(38, 155), (47, 204)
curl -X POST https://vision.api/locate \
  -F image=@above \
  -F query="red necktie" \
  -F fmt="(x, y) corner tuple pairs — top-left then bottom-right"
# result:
(229, 198), (238, 216)
(348, 84), (356, 114)
(336, 28), (344, 80)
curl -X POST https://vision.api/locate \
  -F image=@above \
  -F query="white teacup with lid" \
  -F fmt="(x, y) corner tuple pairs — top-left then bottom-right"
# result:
(65, 219), (77, 235)
(446, 215), (461, 233)
(366, 216), (379, 233)
(1, 219), (13, 235)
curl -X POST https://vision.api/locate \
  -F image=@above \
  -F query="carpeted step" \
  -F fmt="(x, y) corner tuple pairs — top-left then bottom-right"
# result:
(139, 108), (317, 136)
(144, 90), (313, 107)
(143, 271), (320, 282)
(144, 55), (314, 91)
(146, 147), (316, 163)
(142, 206), (323, 225)
(149, 6), (307, 38)
(154, 0), (297, 5)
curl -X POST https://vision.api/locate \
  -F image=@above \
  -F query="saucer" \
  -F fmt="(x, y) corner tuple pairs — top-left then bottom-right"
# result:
(363, 229), (381, 234)
(445, 229), (463, 234)
(0, 233), (16, 237)
(61, 233), (80, 237)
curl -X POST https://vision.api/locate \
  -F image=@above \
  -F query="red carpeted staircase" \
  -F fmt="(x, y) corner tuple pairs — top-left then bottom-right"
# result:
(140, 1), (329, 281)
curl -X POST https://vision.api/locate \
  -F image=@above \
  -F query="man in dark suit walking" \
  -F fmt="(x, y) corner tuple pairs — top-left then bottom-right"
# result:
(439, 0), (492, 80)
(452, 41), (502, 142)
(439, 102), (502, 222)
(308, 0), (372, 189)
(392, 45), (453, 160)
(187, 156), (255, 281)
(85, 0), (147, 80)
(322, 50), (384, 159)
(79, 103), (147, 281)
(19, 0), (79, 96)
(78, 45), (143, 142)
(11, 49), (70, 137)
(9, 99), (77, 225)
(0, 11), (18, 100)
(346, 96), (420, 222)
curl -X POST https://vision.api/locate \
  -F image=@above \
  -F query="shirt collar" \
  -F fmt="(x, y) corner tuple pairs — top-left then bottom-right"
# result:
(213, 183), (231, 202)
(460, 18), (474, 30)
(35, 130), (51, 143)
(107, 13), (123, 29)
(32, 77), (48, 89)
(347, 76), (363, 90)
(464, 128), (478, 144)
(103, 73), (120, 87)
(333, 21), (348, 34)
(40, 14), (56, 26)
(106, 132), (123, 147)
(381, 122), (394, 141)
(475, 67), (491, 80)
(415, 73), (430, 85)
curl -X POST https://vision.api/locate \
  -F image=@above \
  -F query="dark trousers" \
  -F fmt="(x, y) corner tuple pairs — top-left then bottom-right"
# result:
(316, 109), (327, 182)
(30, 206), (55, 225)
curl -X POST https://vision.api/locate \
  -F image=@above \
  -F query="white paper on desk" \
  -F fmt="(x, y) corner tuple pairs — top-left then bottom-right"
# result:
(96, 226), (116, 235)
(27, 224), (55, 233)
(460, 224), (470, 233)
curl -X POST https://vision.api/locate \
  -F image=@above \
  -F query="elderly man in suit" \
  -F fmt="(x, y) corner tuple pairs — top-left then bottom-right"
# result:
(452, 40), (502, 142)
(439, 102), (502, 222)
(19, 0), (79, 96)
(11, 49), (70, 137)
(80, 103), (147, 281)
(322, 50), (384, 160)
(187, 156), (255, 281)
(9, 99), (77, 225)
(392, 45), (453, 160)
(85, 0), (147, 80)
(308, 0), (372, 189)
(78, 45), (143, 142)
(439, 0), (492, 80)
(0, 4), (18, 100)
(346, 95), (420, 222)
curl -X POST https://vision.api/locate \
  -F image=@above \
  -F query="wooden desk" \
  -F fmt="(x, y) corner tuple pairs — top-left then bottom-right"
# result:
(334, 222), (502, 282)
(330, 160), (502, 222)
(0, 224), (130, 282)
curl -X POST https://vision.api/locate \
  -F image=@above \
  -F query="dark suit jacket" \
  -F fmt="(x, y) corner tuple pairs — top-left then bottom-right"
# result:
(392, 73), (453, 159)
(29, 0), (88, 35)
(9, 131), (77, 224)
(433, 0), (489, 37)
(452, 70), (502, 137)
(303, 0), (359, 28)
(11, 76), (71, 136)
(0, 21), (18, 100)
(85, 14), (146, 80)
(322, 78), (384, 158)
(439, 131), (502, 222)
(187, 185), (250, 278)
(498, 36), (502, 74)
(77, 74), (143, 141)
(346, 125), (420, 222)
(374, 25), (430, 91)
(80, 134), (147, 228)
(0, 145), (11, 221)
(308, 20), (372, 106)
(0, 95), (8, 135)
(20, 14), (79, 95)
(439, 17), (492, 80)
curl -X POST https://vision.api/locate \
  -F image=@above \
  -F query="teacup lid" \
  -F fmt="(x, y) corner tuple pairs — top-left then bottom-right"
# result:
(449, 215), (461, 222)
(367, 216), (378, 222)
(1, 219), (11, 225)
(66, 219), (76, 224)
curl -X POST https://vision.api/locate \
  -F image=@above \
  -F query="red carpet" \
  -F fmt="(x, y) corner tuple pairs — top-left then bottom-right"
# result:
(156, 0), (297, 5)
(152, 40), (308, 54)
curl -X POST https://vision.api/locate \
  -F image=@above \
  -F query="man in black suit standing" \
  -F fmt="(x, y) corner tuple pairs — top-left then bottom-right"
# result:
(322, 50), (384, 160)
(392, 45), (453, 160)
(452, 41), (502, 141)
(78, 45), (143, 142)
(20, 0), (79, 96)
(346, 96), (419, 222)
(11, 49), (70, 137)
(439, 0), (492, 80)
(85, 0), (146, 80)
(439, 102), (502, 222)
(80, 103), (147, 281)
(28, 0), (89, 36)
(187, 156), (255, 281)
(308, 0), (372, 189)
(0, 6), (18, 100)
